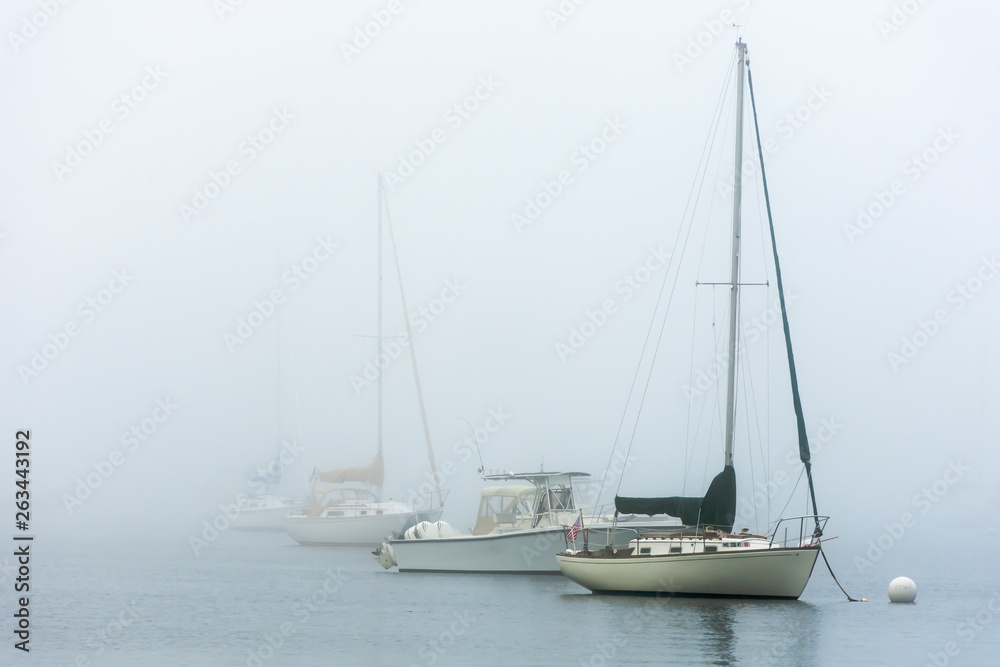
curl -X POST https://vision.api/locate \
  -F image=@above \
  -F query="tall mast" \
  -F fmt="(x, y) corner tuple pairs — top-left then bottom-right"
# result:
(723, 40), (747, 468)
(377, 172), (383, 458)
(382, 188), (443, 508)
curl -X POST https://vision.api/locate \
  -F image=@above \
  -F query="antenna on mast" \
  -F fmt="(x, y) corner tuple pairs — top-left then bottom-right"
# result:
(457, 418), (486, 477)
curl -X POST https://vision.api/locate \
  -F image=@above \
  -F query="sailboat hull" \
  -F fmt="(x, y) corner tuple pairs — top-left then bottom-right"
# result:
(556, 546), (820, 599)
(232, 506), (295, 532)
(283, 508), (443, 547)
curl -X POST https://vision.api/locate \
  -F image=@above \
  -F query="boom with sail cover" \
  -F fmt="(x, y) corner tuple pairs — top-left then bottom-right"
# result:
(615, 465), (735, 532)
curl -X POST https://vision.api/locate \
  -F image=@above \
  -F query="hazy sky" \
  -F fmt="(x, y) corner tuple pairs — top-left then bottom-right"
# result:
(2, 1), (997, 560)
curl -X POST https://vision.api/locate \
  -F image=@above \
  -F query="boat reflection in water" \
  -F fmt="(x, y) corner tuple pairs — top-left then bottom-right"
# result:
(560, 589), (820, 664)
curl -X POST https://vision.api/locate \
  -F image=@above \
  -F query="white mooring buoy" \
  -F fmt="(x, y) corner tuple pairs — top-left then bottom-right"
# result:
(888, 576), (917, 603)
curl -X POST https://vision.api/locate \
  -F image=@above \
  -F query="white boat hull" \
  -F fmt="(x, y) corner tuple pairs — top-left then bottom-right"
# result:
(556, 546), (820, 599)
(231, 506), (294, 531)
(283, 508), (443, 546)
(389, 526), (632, 574)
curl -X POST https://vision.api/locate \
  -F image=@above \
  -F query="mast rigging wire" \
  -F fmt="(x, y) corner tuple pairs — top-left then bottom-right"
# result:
(596, 50), (739, 506)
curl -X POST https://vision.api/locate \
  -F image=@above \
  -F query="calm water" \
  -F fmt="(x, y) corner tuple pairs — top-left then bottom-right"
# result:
(4, 530), (998, 666)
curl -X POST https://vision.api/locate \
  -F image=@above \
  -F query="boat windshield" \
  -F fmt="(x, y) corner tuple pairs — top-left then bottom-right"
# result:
(533, 487), (574, 514)
(472, 488), (534, 535)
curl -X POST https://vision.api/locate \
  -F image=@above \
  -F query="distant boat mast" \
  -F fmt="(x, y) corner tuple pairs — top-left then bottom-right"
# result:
(378, 173), (443, 507)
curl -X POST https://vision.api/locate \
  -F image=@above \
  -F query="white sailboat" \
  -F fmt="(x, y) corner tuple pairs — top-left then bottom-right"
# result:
(232, 450), (303, 531)
(556, 40), (828, 599)
(281, 456), (440, 546)
(374, 471), (662, 573)
(233, 319), (304, 532)
(283, 174), (444, 546)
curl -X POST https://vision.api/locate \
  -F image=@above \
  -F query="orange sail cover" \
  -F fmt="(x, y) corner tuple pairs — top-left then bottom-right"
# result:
(316, 452), (384, 488)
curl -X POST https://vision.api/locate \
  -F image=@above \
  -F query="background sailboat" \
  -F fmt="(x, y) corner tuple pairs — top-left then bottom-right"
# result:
(232, 279), (304, 531)
(231, 448), (303, 531)
(283, 173), (444, 546)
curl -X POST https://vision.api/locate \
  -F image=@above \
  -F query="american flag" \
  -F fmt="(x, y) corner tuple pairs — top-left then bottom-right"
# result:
(566, 515), (583, 542)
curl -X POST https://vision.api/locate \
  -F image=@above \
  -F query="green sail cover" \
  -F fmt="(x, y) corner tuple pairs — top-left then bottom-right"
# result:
(615, 465), (736, 532)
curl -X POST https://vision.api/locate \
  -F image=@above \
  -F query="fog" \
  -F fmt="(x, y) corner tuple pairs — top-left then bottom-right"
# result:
(2, 0), (997, 566)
